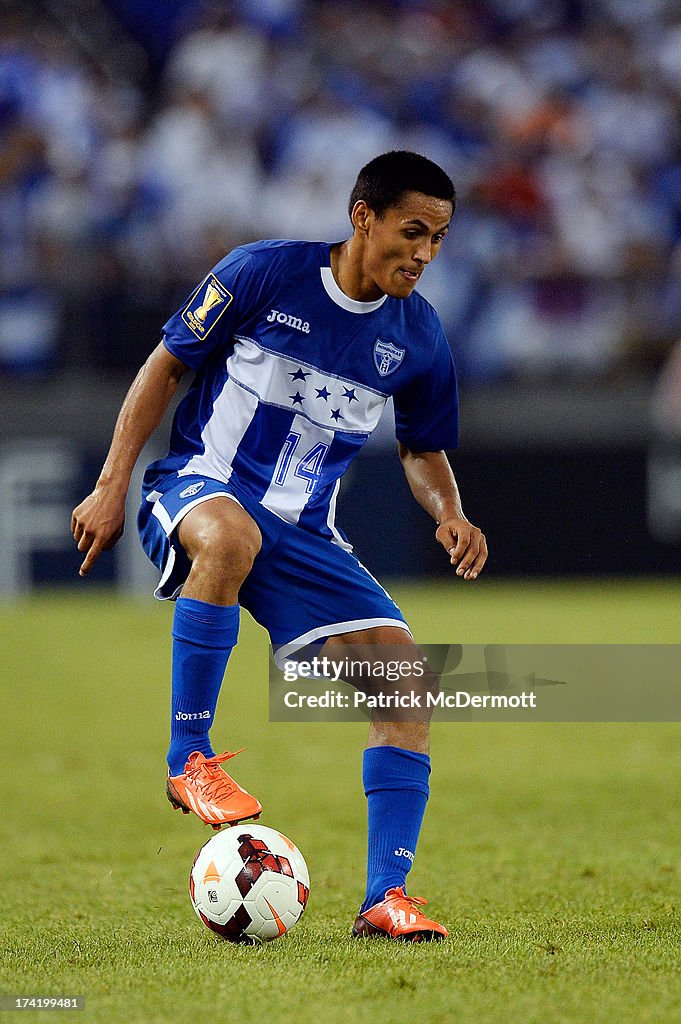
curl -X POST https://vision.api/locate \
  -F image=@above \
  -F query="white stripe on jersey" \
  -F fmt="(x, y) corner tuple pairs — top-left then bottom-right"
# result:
(179, 373), (259, 482)
(229, 335), (387, 435)
(326, 478), (353, 551)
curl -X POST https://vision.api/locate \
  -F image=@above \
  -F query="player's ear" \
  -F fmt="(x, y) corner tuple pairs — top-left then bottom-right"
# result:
(351, 200), (372, 236)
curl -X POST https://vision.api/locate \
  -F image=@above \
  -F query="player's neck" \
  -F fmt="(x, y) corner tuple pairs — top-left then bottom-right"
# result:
(330, 240), (385, 303)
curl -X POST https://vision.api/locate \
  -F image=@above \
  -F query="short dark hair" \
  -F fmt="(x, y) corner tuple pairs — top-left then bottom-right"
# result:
(348, 150), (456, 221)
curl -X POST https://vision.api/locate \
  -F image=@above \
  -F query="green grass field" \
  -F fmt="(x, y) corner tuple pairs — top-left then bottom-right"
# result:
(1, 580), (680, 1024)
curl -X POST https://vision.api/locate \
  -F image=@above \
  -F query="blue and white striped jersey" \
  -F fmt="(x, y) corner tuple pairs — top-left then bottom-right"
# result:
(142, 239), (458, 546)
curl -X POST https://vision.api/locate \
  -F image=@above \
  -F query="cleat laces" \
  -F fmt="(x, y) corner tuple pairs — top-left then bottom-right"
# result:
(384, 888), (434, 926)
(186, 750), (244, 803)
(386, 887), (428, 910)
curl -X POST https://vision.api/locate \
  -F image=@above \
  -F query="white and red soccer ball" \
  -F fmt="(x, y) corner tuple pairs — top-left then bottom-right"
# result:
(189, 824), (310, 943)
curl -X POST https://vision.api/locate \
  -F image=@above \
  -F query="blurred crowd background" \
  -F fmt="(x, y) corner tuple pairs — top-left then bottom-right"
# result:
(2, 0), (681, 383)
(2, 0), (681, 589)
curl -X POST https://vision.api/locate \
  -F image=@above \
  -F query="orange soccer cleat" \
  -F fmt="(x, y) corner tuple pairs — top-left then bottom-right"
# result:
(352, 886), (448, 942)
(166, 750), (262, 829)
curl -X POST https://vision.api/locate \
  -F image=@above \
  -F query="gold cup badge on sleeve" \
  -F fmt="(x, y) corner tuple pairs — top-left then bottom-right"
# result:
(182, 274), (233, 337)
(195, 282), (224, 323)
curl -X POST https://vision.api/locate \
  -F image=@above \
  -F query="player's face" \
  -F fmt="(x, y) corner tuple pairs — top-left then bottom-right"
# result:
(361, 192), (452, 299)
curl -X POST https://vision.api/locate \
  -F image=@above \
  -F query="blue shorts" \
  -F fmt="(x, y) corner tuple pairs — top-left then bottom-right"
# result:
(138, 474), (409, 658)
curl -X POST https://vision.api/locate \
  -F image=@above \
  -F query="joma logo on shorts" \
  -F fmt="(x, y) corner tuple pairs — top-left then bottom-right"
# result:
(267, 308), (311, 333)
(175, 710), (211, 720)
(179, 481), (205, 498)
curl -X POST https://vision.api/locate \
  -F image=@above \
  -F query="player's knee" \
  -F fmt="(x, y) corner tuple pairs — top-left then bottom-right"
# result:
(181, 507), (261, 574)
(198, 520), (259, 573)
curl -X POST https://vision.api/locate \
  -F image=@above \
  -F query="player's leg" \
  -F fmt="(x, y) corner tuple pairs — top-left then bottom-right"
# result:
(168, 495), (260, 760)
(178, 496), (262, 605)
(235, 520), (446, 935)
(138, 478), (266, 826)
(324, 626), (447, 941)
(164, 496), (264, 826)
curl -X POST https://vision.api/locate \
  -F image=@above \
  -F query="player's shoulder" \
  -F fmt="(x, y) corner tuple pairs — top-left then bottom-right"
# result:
(386, 287), (445, 348)
(404, 287), (443, 328)
(215, 239), (324, 276)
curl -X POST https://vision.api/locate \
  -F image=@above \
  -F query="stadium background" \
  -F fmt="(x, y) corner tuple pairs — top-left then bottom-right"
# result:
(1, 0), (681, 590)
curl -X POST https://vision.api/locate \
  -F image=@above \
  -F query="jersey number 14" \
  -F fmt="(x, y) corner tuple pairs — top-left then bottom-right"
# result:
(273, 431), (330, 494)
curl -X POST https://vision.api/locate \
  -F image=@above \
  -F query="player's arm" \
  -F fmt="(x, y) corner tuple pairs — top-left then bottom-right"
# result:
(397, 443), (487, 580)
(71, 342), (189, 577)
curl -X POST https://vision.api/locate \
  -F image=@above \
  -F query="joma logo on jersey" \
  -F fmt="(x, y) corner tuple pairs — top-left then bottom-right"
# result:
(182, 274), (233, 338)
(267, 308), (311, 334)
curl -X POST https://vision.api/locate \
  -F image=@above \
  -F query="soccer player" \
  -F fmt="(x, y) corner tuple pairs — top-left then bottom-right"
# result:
(71, 150), (487, 942)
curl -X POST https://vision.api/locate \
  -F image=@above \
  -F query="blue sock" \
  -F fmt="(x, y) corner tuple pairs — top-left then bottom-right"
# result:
(361, 745), (431, 912)
(167, 597), (239, 776)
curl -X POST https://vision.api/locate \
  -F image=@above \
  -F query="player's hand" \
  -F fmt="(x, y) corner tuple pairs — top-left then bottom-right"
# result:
(70, 487), (126, 577)
(435, 516), (487, 580)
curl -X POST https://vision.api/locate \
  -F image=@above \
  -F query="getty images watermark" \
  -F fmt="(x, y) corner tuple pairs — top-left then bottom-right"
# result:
(269, 645), (681, 722)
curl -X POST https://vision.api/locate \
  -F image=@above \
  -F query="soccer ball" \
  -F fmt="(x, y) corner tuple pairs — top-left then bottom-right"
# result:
(189, 824), (310, 944)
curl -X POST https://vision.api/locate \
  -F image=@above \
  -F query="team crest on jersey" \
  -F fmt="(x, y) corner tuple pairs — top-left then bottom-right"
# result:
(182, 274), (233, 339)
(374, 338), (405, 377)
(179, 480), (206, 498)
